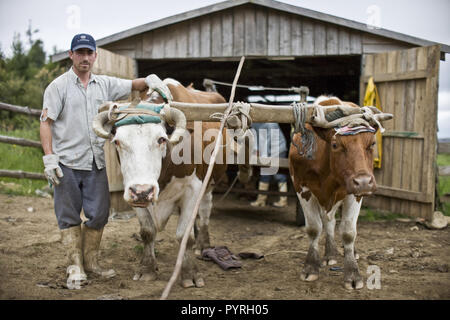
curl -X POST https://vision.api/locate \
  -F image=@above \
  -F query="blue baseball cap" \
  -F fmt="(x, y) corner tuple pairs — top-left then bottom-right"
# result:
(70, 33), (96, 51)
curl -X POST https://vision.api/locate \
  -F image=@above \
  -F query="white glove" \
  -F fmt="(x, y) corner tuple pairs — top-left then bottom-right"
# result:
(43, 154), (64, 186)
(145, 74), (173, 102)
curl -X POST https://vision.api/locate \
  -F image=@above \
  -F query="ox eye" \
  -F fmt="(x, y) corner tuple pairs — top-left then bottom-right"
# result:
(332, 142), (338, 149)
(158, 137), (167, 145)
(368, 142), (376, 150)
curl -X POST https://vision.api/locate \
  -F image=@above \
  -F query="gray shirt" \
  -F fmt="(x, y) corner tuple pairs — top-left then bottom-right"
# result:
(41, 67), (132, 170)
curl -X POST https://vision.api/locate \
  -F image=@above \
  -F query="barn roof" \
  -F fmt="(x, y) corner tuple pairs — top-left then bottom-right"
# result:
(51, 0), (449, 62)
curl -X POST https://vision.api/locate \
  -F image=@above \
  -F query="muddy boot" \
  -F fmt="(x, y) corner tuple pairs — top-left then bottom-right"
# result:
(273, 182), (288, 208)
(250, 181), (269, 207)
(82, 225), (116, 278)
(61, 225), (87, 282)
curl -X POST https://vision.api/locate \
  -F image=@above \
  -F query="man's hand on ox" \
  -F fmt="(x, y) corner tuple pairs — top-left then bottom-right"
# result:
(145, 74), (173, 102)
(43, 154), (64, 186)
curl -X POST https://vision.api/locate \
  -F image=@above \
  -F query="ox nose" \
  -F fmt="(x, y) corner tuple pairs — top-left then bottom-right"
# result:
(129, 184), (155, 203)
(352, 175), (375, 195)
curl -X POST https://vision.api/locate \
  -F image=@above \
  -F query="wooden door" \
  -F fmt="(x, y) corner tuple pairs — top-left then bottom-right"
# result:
(360, 45), (440, 219)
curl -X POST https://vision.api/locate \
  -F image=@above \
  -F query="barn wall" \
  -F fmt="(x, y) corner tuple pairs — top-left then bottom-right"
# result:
(102, 4), (414, 60)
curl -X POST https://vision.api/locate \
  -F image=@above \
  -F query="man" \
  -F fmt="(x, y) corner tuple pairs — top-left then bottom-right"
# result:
(40, 33), (170, 282)
(250, 122), (289, 208)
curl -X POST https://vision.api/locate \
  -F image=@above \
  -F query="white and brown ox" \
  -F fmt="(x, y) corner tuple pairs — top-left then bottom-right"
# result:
(93, 79), (232, 288)
(289, 96), (392, 290)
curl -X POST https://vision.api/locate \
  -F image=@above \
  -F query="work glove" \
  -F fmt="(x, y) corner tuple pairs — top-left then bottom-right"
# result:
(145, 74), (173, 102)
(43, 154), (64, 186)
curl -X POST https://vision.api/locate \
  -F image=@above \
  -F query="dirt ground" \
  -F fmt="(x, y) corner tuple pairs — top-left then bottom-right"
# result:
(0, 192), (449, 300)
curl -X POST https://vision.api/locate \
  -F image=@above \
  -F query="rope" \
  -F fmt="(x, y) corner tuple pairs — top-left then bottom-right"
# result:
(291, 102), (316, 160)
(210, 101), (252, 133)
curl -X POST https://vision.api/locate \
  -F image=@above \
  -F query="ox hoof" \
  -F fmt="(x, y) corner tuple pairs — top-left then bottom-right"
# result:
(355, 253), (360, 260)
(181, 275), (205, 288)
(321, 259), (338, 267)
(133, 272), (157, 281)
(344, 280), (364, 290)
(194, 249), (202, 257)
(300, 272), (319, 282)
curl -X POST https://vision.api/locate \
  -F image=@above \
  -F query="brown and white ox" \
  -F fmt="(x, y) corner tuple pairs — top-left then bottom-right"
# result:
(93, 79), (231, 288)
(289, 96), (390, 290)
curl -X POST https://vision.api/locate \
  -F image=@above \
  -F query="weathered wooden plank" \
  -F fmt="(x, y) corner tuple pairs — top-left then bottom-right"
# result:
(301, 19), (314, 56)
(0, 169), (46, 181)
(141, 32), (153, 59)
(175, 22), (188, 58)
(164, 26), (177, 58)
(0, 135), (41, 148)
(375, 186), (433, 203)
(314, 22), (326, 55)
(0, 102), (41, 117)
(151, 28), (165, 59)
(222, 11), (233, 57)
(326, 25), (338, 55)
(255, 8), (267, 55)
(267, 11), (280, 56)
(279, 14), (291, 56)
(188, 20), (201, 58)
(349, 32), (362, 54)
(233, 8), (245, 56)
(244, 7), (257, 55)
(291, 17), (302, 56)
(211, 13), (222, 57)
(338, 28), (350, 55)
(200, 16), (211, 57)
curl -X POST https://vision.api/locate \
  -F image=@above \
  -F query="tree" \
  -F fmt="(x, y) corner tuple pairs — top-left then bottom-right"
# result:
(0, 22), (64, 130)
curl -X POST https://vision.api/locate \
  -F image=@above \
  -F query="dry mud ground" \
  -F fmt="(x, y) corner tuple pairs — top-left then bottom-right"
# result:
(0, 193), (449, 300)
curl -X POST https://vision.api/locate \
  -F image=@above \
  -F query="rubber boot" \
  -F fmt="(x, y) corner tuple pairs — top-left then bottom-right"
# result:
(250, 181), (269, 207)
(273, 182), (288, 208)
(82, 225), (116, 278)
(61, 225), (87, 282)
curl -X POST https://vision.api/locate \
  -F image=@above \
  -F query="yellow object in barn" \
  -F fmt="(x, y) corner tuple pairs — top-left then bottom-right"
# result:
(364, 77), (383, 169)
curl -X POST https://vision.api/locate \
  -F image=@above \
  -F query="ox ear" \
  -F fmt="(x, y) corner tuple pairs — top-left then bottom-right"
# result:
(312, 126), (333, 142)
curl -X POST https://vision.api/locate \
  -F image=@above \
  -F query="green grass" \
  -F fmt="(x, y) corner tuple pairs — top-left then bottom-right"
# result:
(0, 121), (47, 196)
(437, 154), (450, 215)
(359, 207), (410, 222)
(437, 154), (450, 166)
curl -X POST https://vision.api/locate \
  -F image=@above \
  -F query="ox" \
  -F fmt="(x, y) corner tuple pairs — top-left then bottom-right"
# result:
(289, 96), (391, 290)
(93, 79), (232, 288)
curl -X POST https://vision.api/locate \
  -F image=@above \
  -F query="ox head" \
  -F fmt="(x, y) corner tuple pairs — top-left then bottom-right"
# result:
(92, 100), (187, 207)
(311, 96), (393, 197)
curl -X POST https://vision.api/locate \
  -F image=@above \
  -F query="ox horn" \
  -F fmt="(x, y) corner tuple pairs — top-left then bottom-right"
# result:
(93, 111), (114, 139)
(162, 106), (187, 145)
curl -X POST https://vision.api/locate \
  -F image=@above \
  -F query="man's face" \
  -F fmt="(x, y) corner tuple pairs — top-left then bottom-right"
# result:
(69, 48), (97, 74)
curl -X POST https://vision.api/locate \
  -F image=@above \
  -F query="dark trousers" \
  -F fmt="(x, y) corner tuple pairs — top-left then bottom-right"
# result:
(54, 162), (110, 230)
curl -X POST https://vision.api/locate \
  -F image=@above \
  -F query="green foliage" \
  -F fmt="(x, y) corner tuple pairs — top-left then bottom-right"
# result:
(0, 23), (64, 195)
(0, 23), (64, 131)
(359, 207), (410, 222)
(437, 154), (450, 166)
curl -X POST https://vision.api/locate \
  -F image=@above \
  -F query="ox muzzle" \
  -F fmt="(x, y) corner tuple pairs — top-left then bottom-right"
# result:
(346, 172), (376, 197)
(127, 184), (158, 207)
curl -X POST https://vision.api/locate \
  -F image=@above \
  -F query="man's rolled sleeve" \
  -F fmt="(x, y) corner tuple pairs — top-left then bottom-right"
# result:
(41, 82), (62, 122)
(106, 76), (132, 101)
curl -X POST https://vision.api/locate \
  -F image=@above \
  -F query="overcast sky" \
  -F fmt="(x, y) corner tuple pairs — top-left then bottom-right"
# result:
(1, 0), (449, 137)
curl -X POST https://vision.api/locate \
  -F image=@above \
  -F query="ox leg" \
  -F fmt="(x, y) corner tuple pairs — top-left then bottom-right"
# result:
(133, 203), (174, 281)
(320, 204), (341, 267)
(177, 186), (205, 288)
(194, 189), (213, 256)
(339, 195), (364, 290)
(297, 192), (322, 282)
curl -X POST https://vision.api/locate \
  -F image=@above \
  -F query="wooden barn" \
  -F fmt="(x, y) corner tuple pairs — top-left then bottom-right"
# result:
(52, 0), (450, 220)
